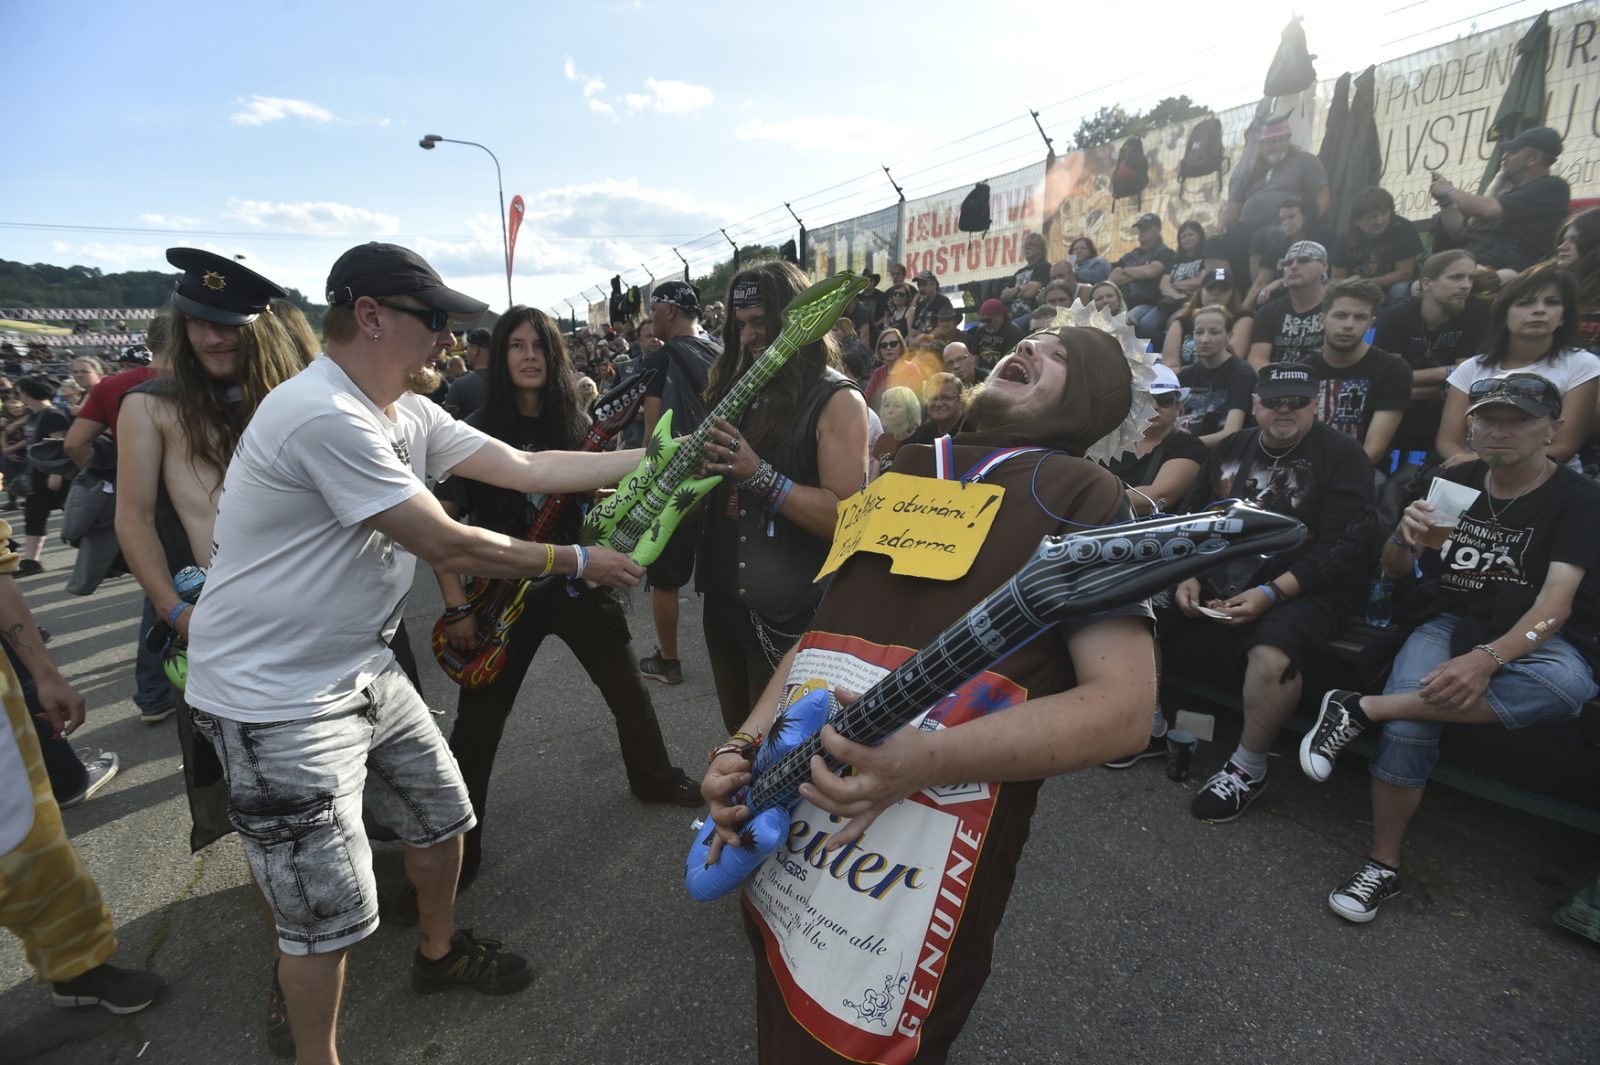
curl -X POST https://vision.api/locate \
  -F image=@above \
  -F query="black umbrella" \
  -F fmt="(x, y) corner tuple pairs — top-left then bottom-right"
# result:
(1478, 11), (1551, 194)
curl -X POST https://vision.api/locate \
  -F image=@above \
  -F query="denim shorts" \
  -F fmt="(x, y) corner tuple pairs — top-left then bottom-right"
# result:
(191, 667), (474, 955)
(1371, 613), (1597, 788)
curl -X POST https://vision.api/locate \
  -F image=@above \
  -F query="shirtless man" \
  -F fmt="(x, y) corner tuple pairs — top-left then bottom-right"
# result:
(114, 247), (306, 1055)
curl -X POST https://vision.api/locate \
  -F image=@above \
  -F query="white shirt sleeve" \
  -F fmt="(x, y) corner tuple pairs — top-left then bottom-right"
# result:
(279, 410), (423, 527)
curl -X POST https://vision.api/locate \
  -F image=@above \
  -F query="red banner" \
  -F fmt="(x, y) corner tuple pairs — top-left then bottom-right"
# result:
(507, 195), (526, 276)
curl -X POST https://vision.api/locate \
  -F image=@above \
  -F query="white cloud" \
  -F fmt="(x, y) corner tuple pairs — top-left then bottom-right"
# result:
(137, 213), (199, 229)
(230, 95), (338, 126)
(735, 115), (900, 153)
(623, 78), (714, 114)
(563, 56), (577, 80)
(226, 199), (400, 236)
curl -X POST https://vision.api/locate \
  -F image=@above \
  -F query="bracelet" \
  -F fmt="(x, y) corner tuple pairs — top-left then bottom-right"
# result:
(1390, 531), (1416, 552)
(1473, 643), (1505, 667)
(537, 542), (556, 578)
(167, 601), (193, 628)
(571, 544), (589, 580)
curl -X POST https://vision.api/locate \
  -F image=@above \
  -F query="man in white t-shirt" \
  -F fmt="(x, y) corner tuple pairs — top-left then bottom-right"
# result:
(185, 243), (647, 1064)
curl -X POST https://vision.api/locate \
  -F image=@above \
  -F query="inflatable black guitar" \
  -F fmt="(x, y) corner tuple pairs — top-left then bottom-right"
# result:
(685, 501), (1305, 900)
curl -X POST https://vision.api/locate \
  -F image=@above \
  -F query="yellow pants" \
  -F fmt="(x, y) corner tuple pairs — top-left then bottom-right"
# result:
(0, 670), (116, 983)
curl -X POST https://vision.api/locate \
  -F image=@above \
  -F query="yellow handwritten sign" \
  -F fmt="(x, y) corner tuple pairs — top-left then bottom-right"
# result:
(816, 472), (1004, 582)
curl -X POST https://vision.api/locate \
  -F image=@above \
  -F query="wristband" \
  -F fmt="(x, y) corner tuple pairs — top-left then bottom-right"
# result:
(1473, 643), (1505, 667)
(167, 601), (193, 628)
(571, 544), (589, 580)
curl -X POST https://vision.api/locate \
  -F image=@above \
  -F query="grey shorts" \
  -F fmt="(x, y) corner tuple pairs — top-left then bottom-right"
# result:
(191, 667), (474, 955)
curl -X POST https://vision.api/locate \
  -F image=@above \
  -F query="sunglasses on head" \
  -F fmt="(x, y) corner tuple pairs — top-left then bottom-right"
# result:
(1261, 395), (1312, 411)
(1468, 376), (1554, 402)
(377, 301), (451, 332)
(1152, 392), (1181, 408)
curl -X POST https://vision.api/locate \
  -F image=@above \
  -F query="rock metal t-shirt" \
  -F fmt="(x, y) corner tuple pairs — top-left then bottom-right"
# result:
(742, 444), (1150, 1065)
(1304, 346), (1412, 447)
(1178, 356), (1255, 438)
(1409, 462), (1600, 671)
(1254, 293), (1324, 364)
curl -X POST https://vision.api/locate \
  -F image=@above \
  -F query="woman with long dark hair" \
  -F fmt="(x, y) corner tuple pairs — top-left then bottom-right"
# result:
(428, 306), (698, 894)
(1437, 262), (1600, 466)
(694, 261), (871, 731)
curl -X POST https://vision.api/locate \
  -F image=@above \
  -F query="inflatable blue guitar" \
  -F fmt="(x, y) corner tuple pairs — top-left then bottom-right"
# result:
(684, 501), (1306, 901)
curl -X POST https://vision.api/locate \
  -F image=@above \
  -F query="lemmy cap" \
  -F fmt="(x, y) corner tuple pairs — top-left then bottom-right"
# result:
(166, 247), (287, 326)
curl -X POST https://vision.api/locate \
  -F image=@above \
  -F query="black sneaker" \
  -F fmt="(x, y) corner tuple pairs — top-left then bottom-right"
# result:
(266, 967), (294, 1059)
(58, 751), (118, 810)
(631, 771), (703, 808)
(1301, 689), (1366, 783)
(1190, 761), (1267, 823)
(412, 929), (532, 995)
(51, 963), (164, 1014)
(638, 650), (683, 685)
(1329, 860), (1402, 923)
(1103, 733), (1166, 769)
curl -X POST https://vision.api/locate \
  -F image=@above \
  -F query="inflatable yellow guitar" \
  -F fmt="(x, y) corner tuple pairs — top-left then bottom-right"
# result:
(582, 270), (868, 564)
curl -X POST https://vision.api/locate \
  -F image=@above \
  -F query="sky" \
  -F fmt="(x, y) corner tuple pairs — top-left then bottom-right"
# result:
(3, 0), (1556, 317)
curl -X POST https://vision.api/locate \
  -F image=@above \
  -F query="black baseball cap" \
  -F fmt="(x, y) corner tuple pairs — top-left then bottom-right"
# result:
(650, 280), (701, 316)
(1255, 362), (1317, 400)
(1465, 372), (1562, 419)
(325, 243), (488, 317)
(166, 248), (287, 326)
(1500, 126), (1563, 158)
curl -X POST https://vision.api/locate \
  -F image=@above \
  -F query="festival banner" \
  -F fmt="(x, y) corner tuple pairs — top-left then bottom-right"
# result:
(507, 195), (526, 276)
(899, 162), (1046, 286)
(805, 205), (900, 281)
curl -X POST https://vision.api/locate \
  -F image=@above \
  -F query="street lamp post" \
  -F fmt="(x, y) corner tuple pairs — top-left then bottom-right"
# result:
(418, 134), (512, 311)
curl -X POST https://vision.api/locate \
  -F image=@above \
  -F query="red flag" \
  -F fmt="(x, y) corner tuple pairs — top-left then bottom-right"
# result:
(507, 195), (526, 276)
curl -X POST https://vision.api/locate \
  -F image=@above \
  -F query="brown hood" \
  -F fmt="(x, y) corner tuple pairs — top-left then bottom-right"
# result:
(955, 326), (1131, 455)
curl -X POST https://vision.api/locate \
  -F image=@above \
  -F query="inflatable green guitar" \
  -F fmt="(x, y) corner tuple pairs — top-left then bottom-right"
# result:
(582, 270), (869, 564)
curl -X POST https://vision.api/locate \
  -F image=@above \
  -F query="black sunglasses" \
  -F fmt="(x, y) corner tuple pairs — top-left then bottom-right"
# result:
(1468, 376), (1555, 402)
(377, 301), (450, 332)
(1261, 395), (1312, 411)
(1153, 392), (1181, 407)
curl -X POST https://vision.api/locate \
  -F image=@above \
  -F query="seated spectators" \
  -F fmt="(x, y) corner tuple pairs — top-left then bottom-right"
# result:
(1001, 233), (1053, 323)
(871, 385), (922, 475)
(1067, 236), (1111, 285)
(967, 298), (1023, 366)
(1106, 365), (1205, 515)
(1170, 362), (1374, 822)
(942, 342), (985, 386)
(1330, 186), (1423, 306)
(1247, 199), (1313, 309)
(1177, 305), (1255, 447)
(1164, 267), (1255, 369)
(900, 372), (966, 449)
(1091, 281), (1127, 318)
(1437, 262), (1599, 467)
(1556, 207), (1600, 355)
(1112, 213), (1177, 339)
(1302, 371), (1600, 923)
(1374, 250), (1489, 457)
(1215, 119), (1330, 287)
(1155, 221), (1210, 331)
(1305, 278), (1413, 468)
(1248, 241), (1328, 368)
(910, 270), (954, 336)
(1432, 127), (1571, 279)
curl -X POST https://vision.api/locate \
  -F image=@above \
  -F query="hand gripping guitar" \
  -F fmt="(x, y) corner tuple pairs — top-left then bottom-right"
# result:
(581, 271), (870, 565)
(684, 501), (1305, 901)
(430, 368), (657, 689)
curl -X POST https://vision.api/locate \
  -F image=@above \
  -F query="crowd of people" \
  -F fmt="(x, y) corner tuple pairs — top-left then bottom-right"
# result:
(1, 118), (1598, 1065)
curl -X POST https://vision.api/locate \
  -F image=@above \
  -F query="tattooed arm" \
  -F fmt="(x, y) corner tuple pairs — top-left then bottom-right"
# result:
(0, 575), (84, 735)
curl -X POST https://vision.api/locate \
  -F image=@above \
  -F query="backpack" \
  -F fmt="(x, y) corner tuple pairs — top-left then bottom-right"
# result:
(1178, 116), (1225, 197)
(1112, 137), (1149, 207)
(958, 181), (992, 233)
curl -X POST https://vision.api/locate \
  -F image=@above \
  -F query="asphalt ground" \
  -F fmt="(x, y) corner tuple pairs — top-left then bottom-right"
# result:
(3, 527), (1598, 1064)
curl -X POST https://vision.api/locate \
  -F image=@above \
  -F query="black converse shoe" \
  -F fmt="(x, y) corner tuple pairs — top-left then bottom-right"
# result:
(1103, 733), (1165, 769)
(1329, 860), (1402, 923)
(51, 963), (164, 1014)
(1190, 761), (1267, 823)
(1301, 689), (1367, 782)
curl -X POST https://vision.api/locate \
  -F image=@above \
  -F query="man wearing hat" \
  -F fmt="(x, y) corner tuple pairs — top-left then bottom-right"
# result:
(1248, 240), (1330, 368)
(181, 243), (649, 1060)
(1215, 119), (1330, 285)
(1304, 371), (1600, 923)
(1111, 214), (1178, 338)
(1170, 362), (1373, 823)
(444, 326), (494, 419)
(635, 279), (723, 686)
(1430, 126), (1571, 278)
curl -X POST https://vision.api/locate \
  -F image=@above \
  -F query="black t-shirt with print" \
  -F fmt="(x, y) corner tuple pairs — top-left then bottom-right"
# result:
(1116, 243), (1176, 305)
(1304, 346), (1412, 447)
(1330, 216), (1424, 279)
(1410, 462), (1600, 671)
(1254, 293), (1324, 364)
(1177, 356), (1255, 438)
(1105, 428), (1207, 489)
